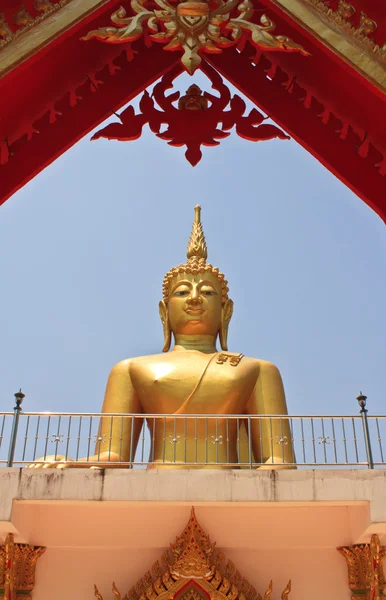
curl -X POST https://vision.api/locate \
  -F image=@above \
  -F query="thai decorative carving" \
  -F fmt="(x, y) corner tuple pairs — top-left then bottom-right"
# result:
(0, 0), (73, 50)
(13, 5), (34, 27)
(280, 581), (291, 600)
(34, 0), (55, 13)
(336, 1), (355, 20)
(91, 63), (289, 165)
(0, 14), (14, 43)
(0, 533), (45, 600)
(337, 534), (386, 600)
(301, 0), (386, 64)
(82, 0), (309, 74)
(357, 12), (377, 37)
(94, 508), (291, 600)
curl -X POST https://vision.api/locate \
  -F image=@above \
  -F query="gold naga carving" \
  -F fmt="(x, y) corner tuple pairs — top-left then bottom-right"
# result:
(337, 534), (386, 600)
(301, 0), (386, 64)
(95, 508), (291, 600)
(0, 533), (45, 600)
(82, 0), (309, 74)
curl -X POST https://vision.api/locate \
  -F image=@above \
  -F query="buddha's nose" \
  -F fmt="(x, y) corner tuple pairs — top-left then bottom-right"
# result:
(188, 288), (202, 304)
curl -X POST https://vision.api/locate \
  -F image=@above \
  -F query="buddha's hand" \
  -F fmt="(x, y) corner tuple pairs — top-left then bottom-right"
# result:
(27, 455), (73, 469)
(27, 451), (122, 469)
(258, 457), (295, 470)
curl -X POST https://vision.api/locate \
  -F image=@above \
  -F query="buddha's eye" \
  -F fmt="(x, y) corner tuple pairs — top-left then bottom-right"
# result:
(201, 287), (217, 296)
(173, 288), (190, 297)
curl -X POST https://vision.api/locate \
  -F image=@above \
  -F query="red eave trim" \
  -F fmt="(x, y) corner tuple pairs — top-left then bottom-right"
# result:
(208, 49), (386, 223)
(0, 42), (180, 206)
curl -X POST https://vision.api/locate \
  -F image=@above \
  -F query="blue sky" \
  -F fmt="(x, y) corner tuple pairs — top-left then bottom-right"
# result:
(1, 70), (385, 419)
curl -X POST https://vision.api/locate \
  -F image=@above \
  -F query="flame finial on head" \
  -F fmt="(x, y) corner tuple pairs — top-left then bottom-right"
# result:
(162, 206), (229, 304)
(187, 205), (208, 262)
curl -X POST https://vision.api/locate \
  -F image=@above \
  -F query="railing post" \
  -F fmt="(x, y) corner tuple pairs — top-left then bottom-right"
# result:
(7, 389), (25, 468)
(357, 392), (374, 469)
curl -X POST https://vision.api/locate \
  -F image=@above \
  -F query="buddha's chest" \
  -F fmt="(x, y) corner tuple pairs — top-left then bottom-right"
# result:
(130, 355), (257, 414)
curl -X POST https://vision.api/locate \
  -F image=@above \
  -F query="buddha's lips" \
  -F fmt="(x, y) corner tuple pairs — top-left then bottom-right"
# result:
(185, 308), (205, 316)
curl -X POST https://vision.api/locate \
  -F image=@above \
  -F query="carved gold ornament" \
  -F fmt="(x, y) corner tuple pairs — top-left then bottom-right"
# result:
(357, 12), (377, 37)
(13, 5), (34, 27)
(301, 0), (386, 65)
(337, 534), (386, 600)
(95, 508), (291, 600)
(0, 15), (14, 44)
(82, 0), (309, 73)
(0, 0), (74, 50)
(0, 533), (45, 600)
(34, 0), (56, 13)
(337, 0), (355, 20)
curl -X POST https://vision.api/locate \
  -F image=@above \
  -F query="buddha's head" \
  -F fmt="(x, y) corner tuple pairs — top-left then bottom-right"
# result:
(159, 206), (233, 352)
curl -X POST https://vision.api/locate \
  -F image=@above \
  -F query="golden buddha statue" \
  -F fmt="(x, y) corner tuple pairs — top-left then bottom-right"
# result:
(29, 206), (294, 469)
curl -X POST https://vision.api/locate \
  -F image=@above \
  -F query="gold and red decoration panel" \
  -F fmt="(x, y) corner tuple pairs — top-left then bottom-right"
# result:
(338, 534), (386, 600)
(82, 0), (309, 73)
(0, 0), (74, 49)
(95, 508), (291, 600)
(0, 533), (45, 600)
(301, 0), (386, 66)
(92, 62), (289, 165)
(1, 0), (386, 218)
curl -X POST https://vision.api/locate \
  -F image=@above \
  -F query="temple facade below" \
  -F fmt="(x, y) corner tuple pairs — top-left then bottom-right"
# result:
(1, 468), (386, 600)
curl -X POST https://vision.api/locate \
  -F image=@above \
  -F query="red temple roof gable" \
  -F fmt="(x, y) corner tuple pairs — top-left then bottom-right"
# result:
(0, 0), (385, 220)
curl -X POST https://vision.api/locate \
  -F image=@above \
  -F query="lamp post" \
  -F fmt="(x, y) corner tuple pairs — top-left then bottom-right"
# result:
(357, 392), (374, 469)
(7, 389), (25, 468)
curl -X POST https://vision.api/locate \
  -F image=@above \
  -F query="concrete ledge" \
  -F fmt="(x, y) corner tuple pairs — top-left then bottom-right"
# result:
(0, 467), (385, 505)
(0, 467), (385, 503)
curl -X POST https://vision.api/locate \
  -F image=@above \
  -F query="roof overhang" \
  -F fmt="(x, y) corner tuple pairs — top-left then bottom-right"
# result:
(0, 0), (385, 220)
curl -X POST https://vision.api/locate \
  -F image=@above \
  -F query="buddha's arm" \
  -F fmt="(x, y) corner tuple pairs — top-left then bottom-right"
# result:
(93, 360), (143, 464)
(246, 361), (295, 468)
(27, 360), (143, 468)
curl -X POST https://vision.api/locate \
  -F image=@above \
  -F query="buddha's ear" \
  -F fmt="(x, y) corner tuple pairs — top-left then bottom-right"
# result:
(159, 300), (171, 353)
(219, 298), (234, 351)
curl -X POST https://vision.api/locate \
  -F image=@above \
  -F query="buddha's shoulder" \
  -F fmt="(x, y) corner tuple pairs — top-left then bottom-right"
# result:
(237, 355), (281, 374)
(241, 356), (278, 366)
(109, 354), (281, 375)
(109, 353), (170, 373)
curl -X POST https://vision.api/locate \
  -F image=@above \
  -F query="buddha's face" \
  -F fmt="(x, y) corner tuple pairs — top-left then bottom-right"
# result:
(167, 272), (223, 336)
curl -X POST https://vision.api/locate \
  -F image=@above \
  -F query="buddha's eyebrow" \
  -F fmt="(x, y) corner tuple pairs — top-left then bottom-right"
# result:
(171, 280), (192, 292)
(173, 280), (191, 286)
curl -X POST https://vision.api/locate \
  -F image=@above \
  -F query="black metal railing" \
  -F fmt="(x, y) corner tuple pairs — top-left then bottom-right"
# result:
(0, 391), (383, 469)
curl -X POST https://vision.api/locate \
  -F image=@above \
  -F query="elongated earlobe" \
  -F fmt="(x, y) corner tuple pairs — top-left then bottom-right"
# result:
(159, 300), (171, 352)
(219, 299), (234, 351)
(219, 322), (228, 351)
